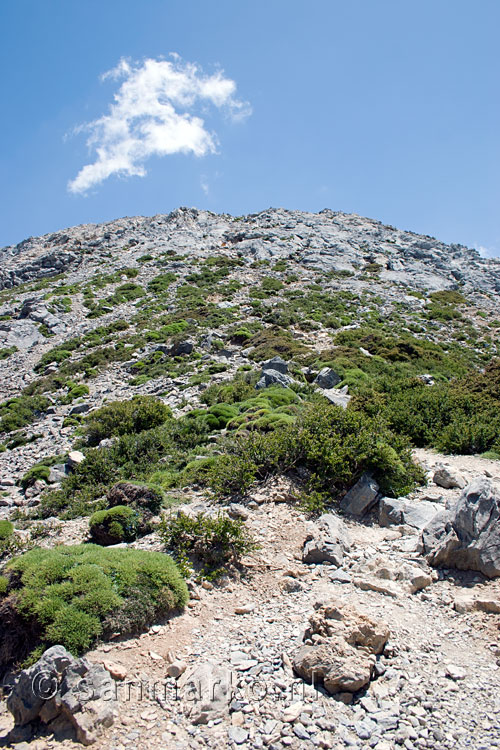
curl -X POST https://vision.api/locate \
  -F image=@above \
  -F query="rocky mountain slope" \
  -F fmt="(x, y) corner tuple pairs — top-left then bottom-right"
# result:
(0, 207), (499, 750)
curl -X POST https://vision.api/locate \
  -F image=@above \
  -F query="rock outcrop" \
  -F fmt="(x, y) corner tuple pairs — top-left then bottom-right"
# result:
(6, 645), (117, 745)
(422, 478), (500, 577)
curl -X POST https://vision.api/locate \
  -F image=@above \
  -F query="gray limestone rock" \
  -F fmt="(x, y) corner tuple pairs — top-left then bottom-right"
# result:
(422, 478), (500, 577)
(379, 497), (441, 530)
(178, 661), (232, 724)
(314, 367), (341, 389)
(6, 645), (116, 745)
(302, 513), (351, 566)
(256, 369), (295, 390)
(340, 473), (380, 517)
(261, 356), (289, 374)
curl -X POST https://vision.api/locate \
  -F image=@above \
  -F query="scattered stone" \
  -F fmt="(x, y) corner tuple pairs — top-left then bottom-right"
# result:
(66, 451), (85, 470)
(321, 385), (352, 409)
(302, 513), (351, 566)
(282, 702), (304, 723)
(445, 664), (466, 681)
(101, 660), (128, 681)
(228, 726), (249, 744)
(433, 465), (467, 490)
(178, 662), (232, 724)
(166, 660), (188, 678)
(353, 577), (400, 597)
(340, 473), (380, 517)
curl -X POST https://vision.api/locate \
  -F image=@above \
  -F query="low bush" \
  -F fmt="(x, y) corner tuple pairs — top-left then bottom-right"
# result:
(89, 505), (139, 545)
(61, 382), (89, 404)
(159, 511), (256, 577)
(20, 465), (51, 491)
(0, 395), (50, 435)
(84, 395), (172, 446)
(147, 273), (176, 293)
(0, 545), (188, 668)
(0, 521), (13, 540)
(206, 401), (424, 499)
(0, 347), (17, 360)
(246, 327), (310, 362)
(380, 362), (500, 454)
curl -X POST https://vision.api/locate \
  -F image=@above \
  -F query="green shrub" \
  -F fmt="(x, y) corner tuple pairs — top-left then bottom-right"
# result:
(84, 396), (172, 446)
(89, 505), (139, 545)
(0, 545), (188, 666)
(147, 273), (176, 293)
(20, 465), (51, 490)
(430, 290), (467, 305)
(247, 327), (310, 361)
(0, 346), (17, 360)
(159, 511), (256, 576)
(207, 402), (424, 499)
(380, 363), (500, 454)
(200, 374), (256, 406)
(61, 382), (90, 404)
(0, 395), (50, 434)
(112, 282), (144, 302)
(0, 521), (13, 540)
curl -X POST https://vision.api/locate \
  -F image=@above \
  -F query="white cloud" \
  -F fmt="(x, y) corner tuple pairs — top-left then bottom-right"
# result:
(200, 176), (210, 196)
(475, 244), (499, 258)
(68, 55), (251, 194)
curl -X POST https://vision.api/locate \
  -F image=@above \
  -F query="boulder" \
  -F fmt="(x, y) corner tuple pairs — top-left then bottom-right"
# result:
(69, 404), (90, 416)
(422, 478), (500, 577)
(302, 513), (351, 566)
(314, 367), (341, 389)
(433, 465), (466, 490)
(321, 385), (352, 409)
(292, 600), (389, 695)
(170, 340), (194, 356)
(0, 320), (42, 350)
(255, 369), (295, 390)
(6, 645), (116, 745)
(379, 496), (441, 530)
(293, 641), (374, 694)
(262, 356), (289, 374)
(66, 451), (85, 470)
(340, 473), (379, 517)
(48, 464), (68, 483)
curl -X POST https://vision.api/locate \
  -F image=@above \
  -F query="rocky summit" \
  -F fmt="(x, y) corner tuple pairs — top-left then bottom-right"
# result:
(0, 207), (499, 750)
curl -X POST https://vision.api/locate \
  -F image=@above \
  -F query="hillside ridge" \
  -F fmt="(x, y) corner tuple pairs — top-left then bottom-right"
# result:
(1, 207), (499, 295)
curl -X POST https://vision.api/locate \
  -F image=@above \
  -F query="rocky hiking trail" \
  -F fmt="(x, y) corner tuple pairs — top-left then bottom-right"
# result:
(1, 450), (499, 750)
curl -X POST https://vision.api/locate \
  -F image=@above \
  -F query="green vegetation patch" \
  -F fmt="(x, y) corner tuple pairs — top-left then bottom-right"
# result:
(89, 505), (139, 545)
(84, 395), (172, 446)
(0, 545), (188, 667)
(159, 511), (256, 578)
(0, 395), (50, 435)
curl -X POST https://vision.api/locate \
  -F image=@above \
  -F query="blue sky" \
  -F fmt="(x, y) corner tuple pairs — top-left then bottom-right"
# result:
(1, 0), (499, 256)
